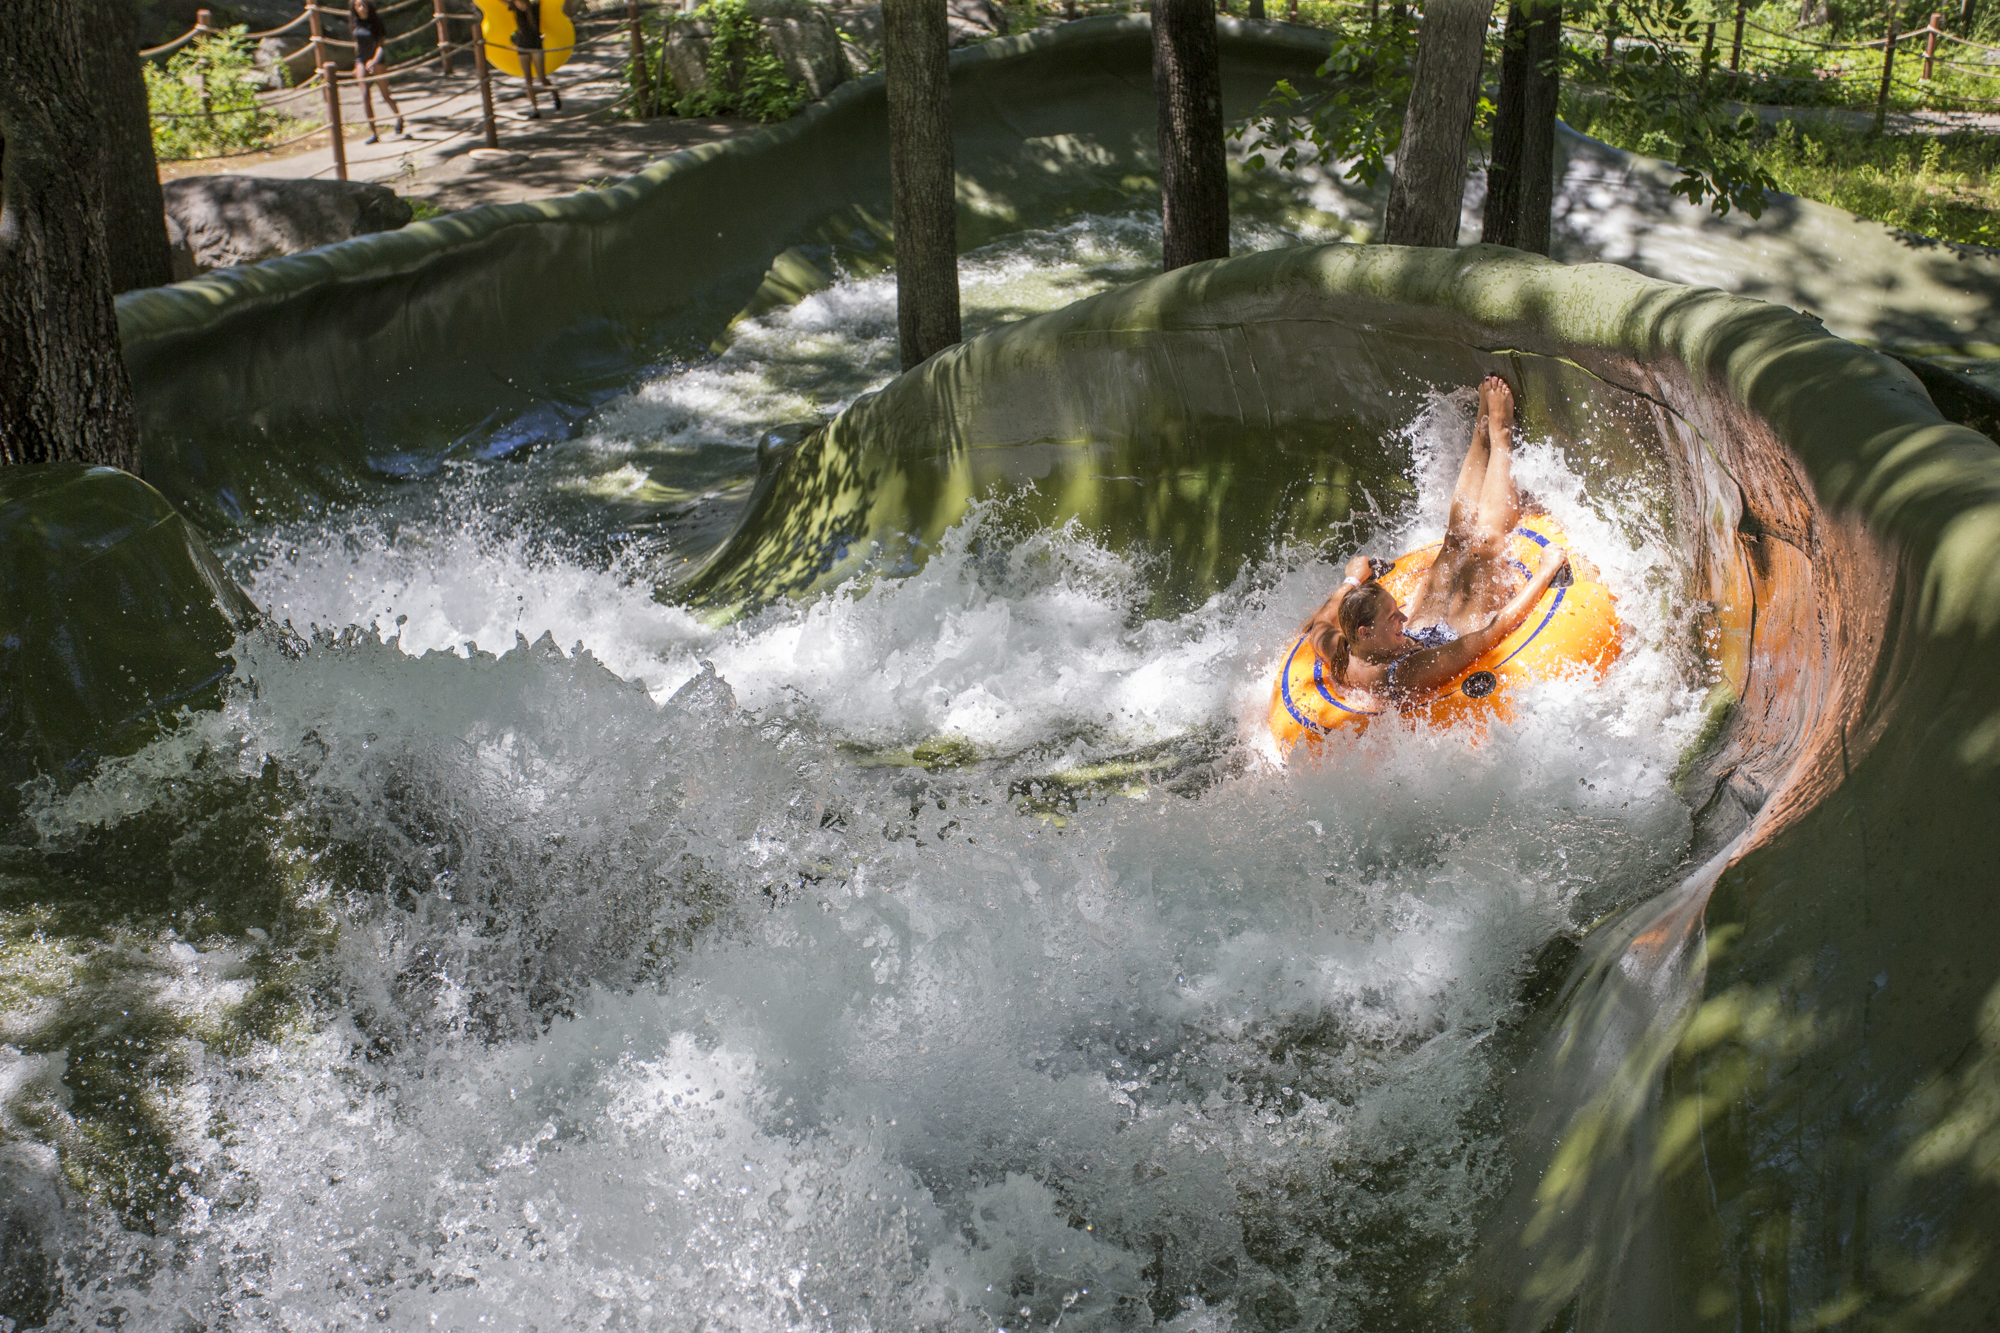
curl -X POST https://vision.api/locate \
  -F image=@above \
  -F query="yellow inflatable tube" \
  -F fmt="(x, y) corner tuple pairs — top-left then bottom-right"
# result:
(1269, 515), (1620, 755)
(474, 0), (575, 79)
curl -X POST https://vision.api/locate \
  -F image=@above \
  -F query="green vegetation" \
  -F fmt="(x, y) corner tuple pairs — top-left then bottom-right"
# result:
(677, 0), (812, 120)
(1566, 93), (2000, 246)
(144, 25), (312, 162)
(1703, 0), (2000, 116)
(626, 0), (812, 122)
(1239, 0), (1775, 216)
(1237, 17), (1421, 189)
(1237, 0), (2000, 244)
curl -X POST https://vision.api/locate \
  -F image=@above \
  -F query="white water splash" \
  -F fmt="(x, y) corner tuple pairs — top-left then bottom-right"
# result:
(17, 220), (1706, 1333)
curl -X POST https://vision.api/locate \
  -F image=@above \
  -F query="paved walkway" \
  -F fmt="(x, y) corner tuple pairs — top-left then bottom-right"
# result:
(1730, 100), (2000, 134)
(162, 29), (765, 212)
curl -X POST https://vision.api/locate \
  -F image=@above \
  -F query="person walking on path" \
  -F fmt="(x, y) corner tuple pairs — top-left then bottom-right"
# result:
(351, 0), (406, 143)
(505, 0), (563, 118)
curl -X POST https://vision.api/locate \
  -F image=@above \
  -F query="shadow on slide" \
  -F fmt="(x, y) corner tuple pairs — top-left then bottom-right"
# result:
(72, 17), (2000, 1330)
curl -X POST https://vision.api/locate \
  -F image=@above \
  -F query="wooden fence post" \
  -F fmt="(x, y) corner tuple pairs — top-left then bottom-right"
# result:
(1603, 3), (1618, 62)
(434, 0), (455, 75)
(308, 1), (327, 73)
(321, 62), (348, 180)
(1875, 10), (1899, 131)
(473, 32), (501, 148)
(1922, 11), (1940, 77)
(1699, 19), (1717, 88)
(1730, 0), (1747, 70)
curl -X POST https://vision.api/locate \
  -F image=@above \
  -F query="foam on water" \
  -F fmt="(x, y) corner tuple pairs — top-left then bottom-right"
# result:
(14, 223), (1706, 1333)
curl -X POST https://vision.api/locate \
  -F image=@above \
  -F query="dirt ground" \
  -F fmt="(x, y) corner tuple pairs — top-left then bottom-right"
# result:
(159, 37), (767, 214)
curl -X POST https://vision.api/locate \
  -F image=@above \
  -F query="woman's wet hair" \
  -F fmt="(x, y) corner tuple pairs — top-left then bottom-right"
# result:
(1305, 581), (1395, 685)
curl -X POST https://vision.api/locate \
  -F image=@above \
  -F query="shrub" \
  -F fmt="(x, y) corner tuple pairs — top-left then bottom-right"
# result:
(671, 0), (810, 123)
(145, 26), (305, 162)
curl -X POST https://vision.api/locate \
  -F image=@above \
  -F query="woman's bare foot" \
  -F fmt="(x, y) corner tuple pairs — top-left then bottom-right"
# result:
(1485, 375), (1515, 454)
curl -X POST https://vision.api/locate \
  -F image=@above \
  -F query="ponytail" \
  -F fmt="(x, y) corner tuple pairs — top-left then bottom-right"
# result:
(1301, 580), (1393, 686)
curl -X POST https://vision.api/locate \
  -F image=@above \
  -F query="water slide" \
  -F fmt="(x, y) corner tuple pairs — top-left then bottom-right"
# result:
(3, 15), (1999, 1332)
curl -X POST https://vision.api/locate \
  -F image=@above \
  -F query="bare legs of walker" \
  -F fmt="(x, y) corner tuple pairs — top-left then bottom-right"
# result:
(521, 51), (561, 117)
(1409, 375), (1527, 635)
(359, 57), (404, 144)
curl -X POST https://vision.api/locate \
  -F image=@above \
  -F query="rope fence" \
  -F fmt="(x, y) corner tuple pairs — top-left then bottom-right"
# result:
(1558, 0), (2000, 128)
(145, 0), (2000, 179)
(146, 5), (653, 178)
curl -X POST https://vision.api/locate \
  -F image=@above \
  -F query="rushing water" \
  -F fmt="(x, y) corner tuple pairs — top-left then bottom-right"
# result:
(4, 215), (1710, 1332)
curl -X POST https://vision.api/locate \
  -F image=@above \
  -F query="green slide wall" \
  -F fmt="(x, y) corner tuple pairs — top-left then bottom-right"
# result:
(113, 16), (1333, 528)
(707, 241), (2000, 1330)
(99, 16), (2000, 1326)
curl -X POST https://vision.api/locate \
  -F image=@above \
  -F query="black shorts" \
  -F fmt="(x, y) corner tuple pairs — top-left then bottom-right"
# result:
(512, 27), (543, 50)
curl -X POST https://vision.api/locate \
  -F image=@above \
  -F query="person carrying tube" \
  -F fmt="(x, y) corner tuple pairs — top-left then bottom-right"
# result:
(505, 0), (563, 118)
(350, 0), (405, 143)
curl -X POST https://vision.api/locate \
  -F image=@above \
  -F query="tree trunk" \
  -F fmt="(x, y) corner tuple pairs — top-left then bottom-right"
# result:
(1154, 0), (1230, 271)
(83, 0), (173, 293)
(1248, 0), (1267, 18)
(0, 2), (142, 471)
(884, 0), (961, 371)
(1382, 0), (1493, 247)
(1481, 0), (1561, 254)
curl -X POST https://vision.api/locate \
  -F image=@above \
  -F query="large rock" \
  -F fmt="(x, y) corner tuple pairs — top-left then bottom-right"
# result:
(945, 0), (1010, 45)
(0, 466), (257, 802)
(664, 0), (849, 107)
(823, 0), (1007, 73)
(162, 175), (414, 277)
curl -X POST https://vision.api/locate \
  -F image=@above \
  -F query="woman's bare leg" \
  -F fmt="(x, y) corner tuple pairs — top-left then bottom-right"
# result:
(1405, 375), (1531, 633)
(1443, 378), (1493, 542)
(373, 63), (401, 120)
(1471, 376), (1523, 541)
(1431, 376), (1529, 631)
(1410, 376), (1506, 625)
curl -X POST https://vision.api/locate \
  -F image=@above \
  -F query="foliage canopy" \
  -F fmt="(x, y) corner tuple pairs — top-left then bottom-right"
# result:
(1236, 0), (1777, 221)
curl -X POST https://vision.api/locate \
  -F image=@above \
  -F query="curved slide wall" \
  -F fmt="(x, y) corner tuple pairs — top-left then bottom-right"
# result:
(699, 242), (2000, 1330)
(113, 16), (1336, 530)
(102, 18), (2000, 1330)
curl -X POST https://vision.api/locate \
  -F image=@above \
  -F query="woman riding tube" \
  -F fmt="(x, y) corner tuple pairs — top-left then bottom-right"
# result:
(1299, 376), (1571, 707)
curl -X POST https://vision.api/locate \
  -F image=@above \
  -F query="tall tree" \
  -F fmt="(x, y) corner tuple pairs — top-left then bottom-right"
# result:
(1382, 0), (1493, 246)
(1154, 0), (1230, 270)
(0, 2), (142, 471)
(1482, 0), (1561, 252)
(1240, 0), (1768, 231)
(84, 0), (174, 293)
(884, 0), (961, 371)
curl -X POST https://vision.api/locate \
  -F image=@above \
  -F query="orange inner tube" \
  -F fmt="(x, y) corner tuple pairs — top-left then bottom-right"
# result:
(1269, 515), (1621, 756)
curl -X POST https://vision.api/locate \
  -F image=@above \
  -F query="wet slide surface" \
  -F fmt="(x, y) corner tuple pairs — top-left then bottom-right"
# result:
(2, 16), (1999, 1333)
